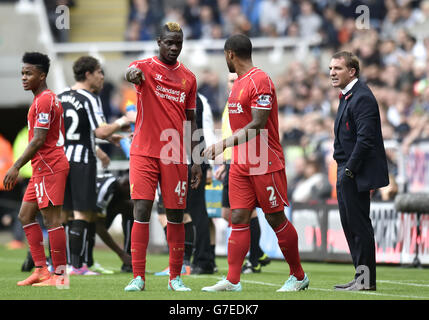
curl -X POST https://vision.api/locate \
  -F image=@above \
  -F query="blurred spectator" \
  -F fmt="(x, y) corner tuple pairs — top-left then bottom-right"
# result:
(319, 5), (340, 48)
(184, 0), (203, 39)
(259, 0), (290, 37)
(198, 68), (224, 119)
(297, 0), (322, 39)
(199, 5), (218, 39)
(126, 0), (164, 41)
(240, 0), (262, 36)
(380, 4), (405, 40)
(291, 156), (332, 203)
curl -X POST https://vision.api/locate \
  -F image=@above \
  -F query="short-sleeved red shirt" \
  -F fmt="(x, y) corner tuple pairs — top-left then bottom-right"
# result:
(228, 67), (285, 176)
(128, 56), (197, 163)
(27, 89), (69, 177)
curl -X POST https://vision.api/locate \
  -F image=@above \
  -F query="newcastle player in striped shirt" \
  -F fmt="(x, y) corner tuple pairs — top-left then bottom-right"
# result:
(58, 56), (131, 275)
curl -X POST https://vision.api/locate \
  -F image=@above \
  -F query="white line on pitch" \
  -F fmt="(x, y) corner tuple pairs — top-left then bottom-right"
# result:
(378, 280), (429, 287)
(193, 275), (429, 299)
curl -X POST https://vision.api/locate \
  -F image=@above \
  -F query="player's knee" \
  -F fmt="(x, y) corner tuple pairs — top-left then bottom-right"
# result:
(133, 200), (152, 222)
(264, 211), (287, 229)
(230, 209), (251, 225)
(41, 213), (63, 229)
(166, 209), (184, 223)
(18, 211), (32, 226)
(221, 207), (231, 222)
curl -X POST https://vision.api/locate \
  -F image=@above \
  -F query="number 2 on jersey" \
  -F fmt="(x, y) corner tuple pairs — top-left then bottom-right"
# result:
(65, 108), (80, 141)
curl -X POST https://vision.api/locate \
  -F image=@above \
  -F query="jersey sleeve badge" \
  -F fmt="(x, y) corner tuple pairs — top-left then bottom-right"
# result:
(37, 112), (50, 125)
(256, 94), (272, 108)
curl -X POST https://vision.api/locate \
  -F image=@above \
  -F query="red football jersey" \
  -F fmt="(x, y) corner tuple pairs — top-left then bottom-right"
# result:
(228, 67), (285, 176)
(27, 89), (69, 177)
(128, 56), (197, 163)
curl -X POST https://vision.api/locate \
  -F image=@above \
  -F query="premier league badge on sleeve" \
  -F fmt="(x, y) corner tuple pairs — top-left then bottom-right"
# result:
(256, 94), (272, 107)
(37, 112), (50, 125)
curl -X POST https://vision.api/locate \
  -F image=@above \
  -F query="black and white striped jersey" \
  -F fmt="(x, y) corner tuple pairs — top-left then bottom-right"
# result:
(58, 88), (106, 164)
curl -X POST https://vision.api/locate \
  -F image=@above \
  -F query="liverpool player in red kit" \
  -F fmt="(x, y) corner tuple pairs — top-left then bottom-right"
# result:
(123, 22), (202, 292)
(202, 34), (309, 292)
(3, 52), (69, 287)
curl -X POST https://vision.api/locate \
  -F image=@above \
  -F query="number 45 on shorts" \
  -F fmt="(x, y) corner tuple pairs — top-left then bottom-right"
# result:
(174, 181), (187, 206)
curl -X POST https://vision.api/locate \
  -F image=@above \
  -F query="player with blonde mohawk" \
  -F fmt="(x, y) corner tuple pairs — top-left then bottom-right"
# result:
(123, 22), (202, 292)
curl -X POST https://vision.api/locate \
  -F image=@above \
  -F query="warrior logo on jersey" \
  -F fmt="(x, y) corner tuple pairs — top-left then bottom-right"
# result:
(256, 94), (272, 107)
(37, 113), (50, 125)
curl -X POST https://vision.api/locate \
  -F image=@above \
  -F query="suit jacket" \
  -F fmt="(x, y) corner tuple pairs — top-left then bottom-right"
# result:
(333, 79), (389, 192)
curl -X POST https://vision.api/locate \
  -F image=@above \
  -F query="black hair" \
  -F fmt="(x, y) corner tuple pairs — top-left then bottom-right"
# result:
(22, 52), (50, 75)
(224, 34), (252, 59)
(159, 22), (183, 40)
(73, 56), (101, 82)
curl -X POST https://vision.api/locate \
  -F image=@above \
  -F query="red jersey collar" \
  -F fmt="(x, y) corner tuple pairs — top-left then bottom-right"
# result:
(34, 89), (51, 99)
(152, 56), (180, 70)
(238, 67), (258, 80)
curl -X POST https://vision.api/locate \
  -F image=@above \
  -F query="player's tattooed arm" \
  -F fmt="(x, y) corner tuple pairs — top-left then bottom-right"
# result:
(3, 128), (48, 190)
(125, 67), (145, 85)
(202, 108), (270, 160)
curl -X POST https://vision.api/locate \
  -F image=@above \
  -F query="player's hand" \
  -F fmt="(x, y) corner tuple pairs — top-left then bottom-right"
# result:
(115, 115), (131, 131)
(108, 133), (124, 147)
(125, 109), (137, 123)
(3, 166), (19, 191)
(214, 164), (226, 181)
(202, 141), (225, 161)
(126, 67), (145, 85)
(190, 163), (202, 189)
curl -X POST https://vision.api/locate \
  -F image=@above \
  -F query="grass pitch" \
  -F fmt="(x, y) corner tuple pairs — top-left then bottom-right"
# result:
(1, 245), (429, 301)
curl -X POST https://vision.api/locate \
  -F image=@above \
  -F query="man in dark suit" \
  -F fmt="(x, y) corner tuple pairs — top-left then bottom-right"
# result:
(330, 51), (389, 291)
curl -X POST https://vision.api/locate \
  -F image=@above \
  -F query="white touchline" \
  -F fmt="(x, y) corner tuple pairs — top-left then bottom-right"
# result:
(377, 280), (429, 288)
(192, 275), (429, 299)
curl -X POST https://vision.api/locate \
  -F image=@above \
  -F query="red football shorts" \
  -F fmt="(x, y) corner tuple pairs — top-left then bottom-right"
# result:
(23, 169), (69, 209)
(129, 155), (188, 209)
(229, 169), (289, 213)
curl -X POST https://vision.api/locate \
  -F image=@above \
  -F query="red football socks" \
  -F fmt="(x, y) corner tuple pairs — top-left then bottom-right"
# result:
(275, 219), (305, 280)
(48, 226), (67, 275)
(23, 222), (46, 267)
(167, 221), (185, 280)
(226, 224), (250, 284)
(131, 220), (150, 279)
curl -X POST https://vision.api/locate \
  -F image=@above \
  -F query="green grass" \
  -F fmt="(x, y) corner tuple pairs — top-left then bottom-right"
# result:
(1, 245), (429, 300)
